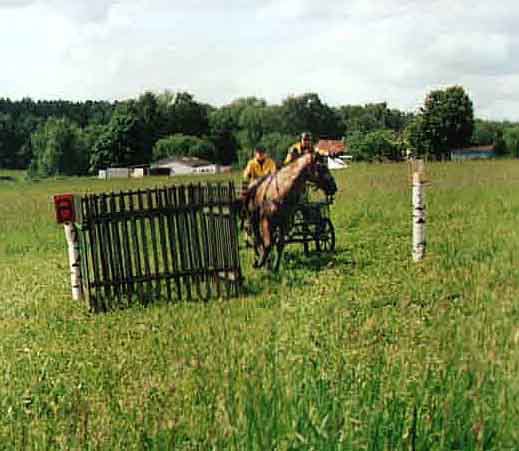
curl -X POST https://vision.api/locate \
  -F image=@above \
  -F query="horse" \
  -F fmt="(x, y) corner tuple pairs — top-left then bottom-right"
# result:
(240, 152), (338, 271)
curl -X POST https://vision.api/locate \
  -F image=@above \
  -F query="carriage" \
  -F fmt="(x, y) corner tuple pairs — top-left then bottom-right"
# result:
(283, 194), (336, 256)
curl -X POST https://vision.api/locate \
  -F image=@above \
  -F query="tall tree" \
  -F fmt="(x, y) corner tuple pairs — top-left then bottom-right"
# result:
(280, 93), (341, 138)
(89, 102), (141, 171)
(209, 107), (239, 165)
(503, 127), (519, 158)
(416, 86), (474, 159)
(171, 92), (210, 137)
(28, 117), (88, 177)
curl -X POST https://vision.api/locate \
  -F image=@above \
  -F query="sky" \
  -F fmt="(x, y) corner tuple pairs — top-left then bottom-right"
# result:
(0, 0), (518, 120)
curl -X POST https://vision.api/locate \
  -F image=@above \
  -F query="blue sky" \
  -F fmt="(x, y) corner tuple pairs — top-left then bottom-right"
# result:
(1, 0), (518, 119)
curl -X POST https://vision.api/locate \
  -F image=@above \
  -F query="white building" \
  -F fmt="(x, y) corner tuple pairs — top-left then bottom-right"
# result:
(152, 157), (221, 176)
(98, 167), (131, 179)
(327, 156), (350, 170)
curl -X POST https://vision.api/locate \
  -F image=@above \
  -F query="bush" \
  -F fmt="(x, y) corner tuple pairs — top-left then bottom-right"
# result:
(348, 129), (402, 162)
(153, 134), (216, 162)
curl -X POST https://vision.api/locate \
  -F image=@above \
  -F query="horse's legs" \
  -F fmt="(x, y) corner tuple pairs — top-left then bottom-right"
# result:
(251, 215), (263, 266)
(273, 224), (286, 272)
(255, 217), (273, 268)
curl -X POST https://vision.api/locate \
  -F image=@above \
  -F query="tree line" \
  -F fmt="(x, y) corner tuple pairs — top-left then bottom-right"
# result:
(1, 87), (518, 177)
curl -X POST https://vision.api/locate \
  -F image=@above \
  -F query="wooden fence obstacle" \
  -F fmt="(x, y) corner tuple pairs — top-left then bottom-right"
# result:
(54, 182), (243, 312)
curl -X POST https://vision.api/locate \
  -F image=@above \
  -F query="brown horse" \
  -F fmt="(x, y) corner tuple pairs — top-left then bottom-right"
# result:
(240, 152), (337, 271)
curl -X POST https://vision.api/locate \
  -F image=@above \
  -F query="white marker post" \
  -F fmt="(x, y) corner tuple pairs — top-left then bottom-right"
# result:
(411, 160), (426, 262)
(64, 222), (83, 301)
(54, 194), (83, 301)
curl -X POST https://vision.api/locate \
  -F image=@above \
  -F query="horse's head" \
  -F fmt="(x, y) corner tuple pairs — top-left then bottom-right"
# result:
(306, 153), (338, 196)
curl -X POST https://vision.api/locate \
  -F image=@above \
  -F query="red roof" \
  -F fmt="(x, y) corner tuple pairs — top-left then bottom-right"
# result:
(316, 139), (346, 156)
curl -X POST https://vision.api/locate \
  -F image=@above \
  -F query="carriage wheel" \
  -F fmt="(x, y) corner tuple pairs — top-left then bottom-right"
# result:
(316, 218), (335, 253)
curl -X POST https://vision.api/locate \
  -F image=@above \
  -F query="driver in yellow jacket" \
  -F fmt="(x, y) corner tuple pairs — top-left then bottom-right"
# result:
(284, 131), (314, 165)
(241, 146), (277, 246)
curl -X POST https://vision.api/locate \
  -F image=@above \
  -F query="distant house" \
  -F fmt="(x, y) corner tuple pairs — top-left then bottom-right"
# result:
(129, 164), (150, 178)
(450, 145), (496, 161)
(316, 139), (347, 157)
(315, 139), (350, 170)
(152, 156), (221, 176)
(98, 167), (131, 179)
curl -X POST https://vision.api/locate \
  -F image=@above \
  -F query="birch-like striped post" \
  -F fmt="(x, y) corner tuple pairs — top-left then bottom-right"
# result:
(64, 222), (83, 300)
(412, 171), (426, 262)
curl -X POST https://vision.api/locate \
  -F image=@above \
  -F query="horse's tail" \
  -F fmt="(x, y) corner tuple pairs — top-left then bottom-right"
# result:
(236, 181), (253, 229)
(237, 179), (264, 231)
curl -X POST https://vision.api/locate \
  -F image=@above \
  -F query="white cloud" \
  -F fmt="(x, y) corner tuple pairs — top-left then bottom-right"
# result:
(0, 0), (519, 119)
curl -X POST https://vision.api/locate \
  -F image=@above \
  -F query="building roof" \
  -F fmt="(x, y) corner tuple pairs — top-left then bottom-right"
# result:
(316, 139), (346, 156)
(153, 156), (214, 168)
(450, 145), (495, 153)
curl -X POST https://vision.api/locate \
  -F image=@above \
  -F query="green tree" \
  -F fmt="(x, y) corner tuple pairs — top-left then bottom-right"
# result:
(134, 91), (160, 161)
(208, 107), (239, 165)
(258, 132), (295, 164)
(417, 86), (474, 159)
(0, 113), (17, 168)
(280, 93), (341, 138)
(28, 117), (88, 177)
(89, 102), (141, 171)
(170, 92), (210, 137)
(237, 105), (270, 150)
(503, 127), (519, 158)
(348, 129), (401, 162)
(153, 134), (216, 162)
(339, 102), (411, 135)
(472, 119), (507, 156)
(472, 119), (497, 145)
(404, 115), (431, 158)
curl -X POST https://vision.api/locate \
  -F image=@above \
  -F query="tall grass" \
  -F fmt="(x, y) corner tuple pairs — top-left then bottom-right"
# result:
(0, 161), (518, 449)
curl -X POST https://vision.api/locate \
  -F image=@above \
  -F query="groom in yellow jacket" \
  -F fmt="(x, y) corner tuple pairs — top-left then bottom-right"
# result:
(243, 145), (277, 182)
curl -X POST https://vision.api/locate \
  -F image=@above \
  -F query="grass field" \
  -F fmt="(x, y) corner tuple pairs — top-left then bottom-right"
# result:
(0, 161), (518, 449)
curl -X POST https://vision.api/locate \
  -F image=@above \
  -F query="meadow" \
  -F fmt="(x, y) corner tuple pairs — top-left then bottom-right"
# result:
(0, 161), (518, 449)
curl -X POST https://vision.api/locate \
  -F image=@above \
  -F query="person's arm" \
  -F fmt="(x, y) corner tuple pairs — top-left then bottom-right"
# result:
(243, 161), (253, 180)
(267, 159), (277, 174)
(284, 147), (297, 164)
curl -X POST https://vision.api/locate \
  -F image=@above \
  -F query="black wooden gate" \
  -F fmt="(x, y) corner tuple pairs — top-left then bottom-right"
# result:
(77, 182), (242, 312)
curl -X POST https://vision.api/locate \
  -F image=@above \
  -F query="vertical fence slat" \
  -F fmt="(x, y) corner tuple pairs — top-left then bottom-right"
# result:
(128, 192), (145, 303)
(100, 193), (118, 309)
(146, 189), (162, 301)
(200, 185), (213, 299)
(109, 193), (126, 301)
(136, 190), (153, 303)
(155, 187), (173, 301)
(189, 184), (205, 299)
(162, 186), (181, 300)
(118, 192), (135, 305)
(229, 181), (242, 296)
(79, 198), (91, 302)
(172, 186), (190, 300)
(91, 195), (110, 312)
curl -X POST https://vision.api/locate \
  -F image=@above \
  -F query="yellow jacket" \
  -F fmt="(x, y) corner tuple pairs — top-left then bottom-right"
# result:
(243, 157), (277, 181)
